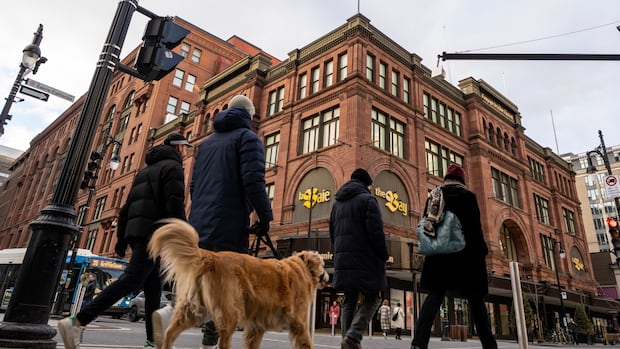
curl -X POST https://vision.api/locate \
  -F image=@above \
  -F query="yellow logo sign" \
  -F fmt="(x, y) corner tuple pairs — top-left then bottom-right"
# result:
(572, 257), (584, 271)
(374, 187), (408, 216)
(299, 187), (331, 209)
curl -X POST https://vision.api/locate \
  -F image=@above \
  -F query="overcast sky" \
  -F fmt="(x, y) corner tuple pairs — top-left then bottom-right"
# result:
(1, 0), (619, 156)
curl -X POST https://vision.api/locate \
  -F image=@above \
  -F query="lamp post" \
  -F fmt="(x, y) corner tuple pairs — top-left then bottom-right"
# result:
(0, 1), (138, 347)
(0, 24), (47, 136)
(552, 238), (567, 328)
(586, 130), (620, 216)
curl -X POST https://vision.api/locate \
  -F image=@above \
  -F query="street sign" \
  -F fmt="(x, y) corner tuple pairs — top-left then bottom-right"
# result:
(19, 85), (49, 101)
(25, 78), (75, 102)
(605, 175), (620, 199)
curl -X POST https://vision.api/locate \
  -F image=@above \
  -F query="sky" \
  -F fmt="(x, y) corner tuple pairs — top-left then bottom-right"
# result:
(1, 0), (619, 156)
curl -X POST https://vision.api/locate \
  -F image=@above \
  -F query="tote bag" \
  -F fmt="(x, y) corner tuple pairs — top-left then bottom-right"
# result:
(416, 210), (465, 256)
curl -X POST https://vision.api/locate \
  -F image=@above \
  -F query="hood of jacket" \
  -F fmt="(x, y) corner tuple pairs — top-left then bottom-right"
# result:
(335, 179), (370, 201)
(213, 106), (253, 133)
(145, 144), (182, 166)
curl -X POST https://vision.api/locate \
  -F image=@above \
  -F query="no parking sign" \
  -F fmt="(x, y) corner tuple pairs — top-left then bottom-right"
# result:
(605, 175), (620, 199)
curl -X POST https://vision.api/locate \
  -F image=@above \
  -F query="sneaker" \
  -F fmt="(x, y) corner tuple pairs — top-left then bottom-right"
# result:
(58, 315), (83, 349)
(144, 340), (155, 347)
(153, 304), (174, 348)
(341, 336), (362, 349)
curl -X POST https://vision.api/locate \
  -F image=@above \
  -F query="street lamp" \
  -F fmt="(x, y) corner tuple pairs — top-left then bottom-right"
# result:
(0, 24), (47, 136)
(0, 2), (139, 347)
(552, 237), (567, 328)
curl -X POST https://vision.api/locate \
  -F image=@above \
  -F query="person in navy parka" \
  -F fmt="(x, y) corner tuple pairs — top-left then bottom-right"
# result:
(330, 168), (388, 349)
(188, 94), (273, 348)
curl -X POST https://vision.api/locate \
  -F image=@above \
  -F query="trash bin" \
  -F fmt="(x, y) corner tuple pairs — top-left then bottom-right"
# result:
(450, 325), (467, 342)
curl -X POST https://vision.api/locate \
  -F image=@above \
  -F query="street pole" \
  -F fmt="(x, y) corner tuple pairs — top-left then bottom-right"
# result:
(596, 130), (620, 215)
(0, 25), (45, 136)
(0, 1), (138, 347)
(553, 239), (566, 329)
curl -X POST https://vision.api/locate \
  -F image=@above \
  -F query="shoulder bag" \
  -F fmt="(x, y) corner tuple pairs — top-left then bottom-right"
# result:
(416, 210), (465, 256)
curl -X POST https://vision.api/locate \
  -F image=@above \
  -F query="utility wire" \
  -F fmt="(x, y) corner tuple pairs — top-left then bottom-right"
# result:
(458, 20), (620, 53)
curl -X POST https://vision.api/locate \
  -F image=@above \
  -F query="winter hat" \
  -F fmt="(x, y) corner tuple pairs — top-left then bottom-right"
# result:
(229, 95), (256, 116)
(351, 168), (373, 186)
(164, 132), (192, 147)
(445, 163), (465, 184)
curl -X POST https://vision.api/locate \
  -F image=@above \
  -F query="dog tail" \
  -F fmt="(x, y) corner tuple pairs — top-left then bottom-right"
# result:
(149, 218), (201, 284)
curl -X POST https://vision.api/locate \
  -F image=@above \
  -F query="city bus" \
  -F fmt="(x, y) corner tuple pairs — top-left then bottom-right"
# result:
(0, 247), (131, 316)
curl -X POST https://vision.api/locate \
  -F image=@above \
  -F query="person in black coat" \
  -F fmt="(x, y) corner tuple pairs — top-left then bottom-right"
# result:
(330, 168), (388, 349)
(188, 95), (273, 349)
(59, 133), (189, 349)
(410, 164), (497, 349)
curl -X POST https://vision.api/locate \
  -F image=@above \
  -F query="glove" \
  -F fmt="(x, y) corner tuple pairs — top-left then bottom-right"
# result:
(257, 220), (270, 236)
(115, 241), (127, 258)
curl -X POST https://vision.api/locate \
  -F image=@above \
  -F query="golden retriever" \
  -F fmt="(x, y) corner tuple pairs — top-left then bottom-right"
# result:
(148, 218), (328, 349)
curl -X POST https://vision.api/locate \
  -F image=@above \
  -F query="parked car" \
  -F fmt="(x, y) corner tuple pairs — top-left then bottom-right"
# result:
(126, 290), (174, 322)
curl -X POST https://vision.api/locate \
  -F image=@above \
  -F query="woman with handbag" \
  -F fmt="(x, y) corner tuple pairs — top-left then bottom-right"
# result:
(392, 302), (405, 339)
(410, 164), (497, 349)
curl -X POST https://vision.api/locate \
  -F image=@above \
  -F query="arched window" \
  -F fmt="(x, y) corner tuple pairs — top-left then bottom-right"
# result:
(499, 223), (518, 261)
(503, 132), (510, 151)
(124, 91), (135, 110)
(488, 123), (494, 143)
(495, 127), (502, 146)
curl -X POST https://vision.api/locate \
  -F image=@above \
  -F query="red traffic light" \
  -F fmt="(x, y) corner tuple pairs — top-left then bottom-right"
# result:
(608, 217), (619, 229)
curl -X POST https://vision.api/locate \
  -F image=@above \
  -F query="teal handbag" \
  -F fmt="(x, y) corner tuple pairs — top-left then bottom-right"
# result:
(416, 210), (465, 256)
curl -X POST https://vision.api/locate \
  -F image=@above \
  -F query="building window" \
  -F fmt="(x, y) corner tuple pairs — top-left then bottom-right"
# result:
(192, 48), (202, 63)
(118, 114), (129, 134)
(366, 54), (375, 82)
(85, 228), (97, 251)
(301, 107), (340, 154)
(266, 183), (275, 208)
(180, 101), (191, 115)
(134, 123), (142, 143)
(391, 70), (399, 97)
(124, 91), (135, 110)
(541, 234), (557, 271)
(93, 196), (107, 221)
(379, 62), (387, 90)
(563, 208), (576, 234)
(268, 87), (285, 116)
(491, 167), (521, 208)
(324, 60), (334, 88)
(423, 92), (462, 136)
(528, 156), (546, 184)
(167, 96), (178, 114)
(403, 78), (410, 104)
(180, 43), (190, 58)
(311, 67), (320, 94)
(185, 74), (196, 92)
(76, 204), (88, 226)
(173, 69), (184, 87)
(265, 132), (280, 168)
(499, 224), (517, 261)
(534, 193), (551, 225)
(299, 73), (307, 99)
(425, 139), (464, 178)
(338, 52), (347, 81)
(371, 108), (405, 158)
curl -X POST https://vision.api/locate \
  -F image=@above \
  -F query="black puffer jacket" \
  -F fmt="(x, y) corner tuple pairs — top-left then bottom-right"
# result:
(117, 144), (186, 243)
(419, 181), (490, 296)
(189, 107), (273, 253)
(329, 179), (388, 291)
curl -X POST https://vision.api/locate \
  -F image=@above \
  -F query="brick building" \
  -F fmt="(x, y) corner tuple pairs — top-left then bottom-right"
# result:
(0, 13), (617, 340)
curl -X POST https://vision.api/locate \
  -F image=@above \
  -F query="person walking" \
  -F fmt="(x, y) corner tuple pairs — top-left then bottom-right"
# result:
(80, 273), (97, 310)
(393, 302), (404, 340)
(58, 132), (190, 349)
(568, 318), (579, 345)
(330, 301), (341, 336)
(330, 168), (388, 349)
(410, 163), (497, 349)
(159, 94), (272, 349)
(378, 299), (391, 339)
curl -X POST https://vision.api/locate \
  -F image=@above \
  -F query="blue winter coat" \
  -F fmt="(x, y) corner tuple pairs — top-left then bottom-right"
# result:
(329, 179), (388, 291)
(189, 107), (273, 253)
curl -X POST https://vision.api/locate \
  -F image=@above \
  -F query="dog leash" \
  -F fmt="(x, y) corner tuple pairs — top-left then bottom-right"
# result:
(249, 222), (281, 259)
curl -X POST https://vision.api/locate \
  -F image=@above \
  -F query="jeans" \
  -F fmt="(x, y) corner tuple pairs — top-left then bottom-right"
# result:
(340, 288), (381, 343)
(77, 240), (162, 342)
(411, 290), (497, 349)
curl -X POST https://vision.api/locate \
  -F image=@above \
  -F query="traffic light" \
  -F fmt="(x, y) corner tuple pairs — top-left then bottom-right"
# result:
(607, 217), (620, 258)
(80, 153), (102, 189)
(134, 17), (189, 82)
